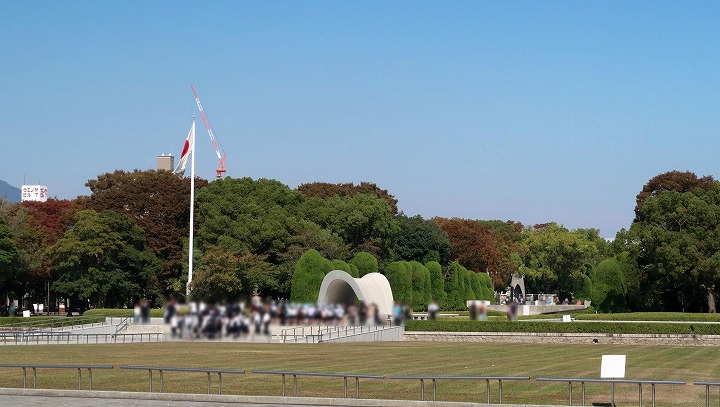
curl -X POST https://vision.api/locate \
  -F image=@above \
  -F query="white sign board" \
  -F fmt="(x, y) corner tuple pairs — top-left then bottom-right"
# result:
(21, 185), (48, 202)
(600, 354), (626, 378)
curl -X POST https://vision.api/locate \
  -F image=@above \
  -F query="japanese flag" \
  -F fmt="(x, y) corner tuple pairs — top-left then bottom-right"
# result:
(174, 122), (195, 174)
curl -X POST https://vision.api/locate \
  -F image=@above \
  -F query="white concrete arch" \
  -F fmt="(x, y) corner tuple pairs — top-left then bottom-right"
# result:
(317, 270), (394, 317)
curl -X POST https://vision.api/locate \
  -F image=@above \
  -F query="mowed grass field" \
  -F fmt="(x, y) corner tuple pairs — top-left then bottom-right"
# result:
(0, 341), (719, 406)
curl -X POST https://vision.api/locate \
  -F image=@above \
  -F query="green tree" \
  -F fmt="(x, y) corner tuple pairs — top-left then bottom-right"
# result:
(196, 177), (305, 299)
(591, 258), (627, 312)
(410, 261), (431, 310)
(290, 249), (332, 302)
(0, 219), (20, 292)
(49, 210), (161, 308)
(384, 261), (412, 303)
(444, 262), (467, 310)
(331, 259), (352, 273)
(476, 272), (494, 301)
(351, 252), (378, 277)
(425, 261), (447, 306)
(519, 223), (599, 302)
(463, 267), (476, 302)
(299, 194), (399, 257)
(394, 214), (450, 264)
(0, 202), (45, 303)
(190, 246), (276, 301)
(623, 173), (720, 312)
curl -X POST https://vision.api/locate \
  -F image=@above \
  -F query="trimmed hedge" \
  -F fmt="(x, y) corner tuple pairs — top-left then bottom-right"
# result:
(574, 312), (720, 322)
(84, 308), (163, 318)
(404, 319), (720, 335)
(0, 315), (106, 327)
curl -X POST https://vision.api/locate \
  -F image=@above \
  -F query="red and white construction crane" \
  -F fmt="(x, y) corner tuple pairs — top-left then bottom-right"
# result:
(191, 85), (227, 178)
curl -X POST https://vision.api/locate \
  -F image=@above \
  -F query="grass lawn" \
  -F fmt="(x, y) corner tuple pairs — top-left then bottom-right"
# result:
(0, 341), (717, 406)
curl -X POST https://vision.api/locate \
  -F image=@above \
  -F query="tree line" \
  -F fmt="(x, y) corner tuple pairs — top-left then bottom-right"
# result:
(0, 169), (718, 313)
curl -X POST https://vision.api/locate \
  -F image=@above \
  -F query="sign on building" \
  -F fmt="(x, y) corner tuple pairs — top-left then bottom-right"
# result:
(21, 185), (48, 202)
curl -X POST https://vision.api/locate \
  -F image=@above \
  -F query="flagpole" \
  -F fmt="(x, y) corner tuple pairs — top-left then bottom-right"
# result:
(186, 118), (196, 299)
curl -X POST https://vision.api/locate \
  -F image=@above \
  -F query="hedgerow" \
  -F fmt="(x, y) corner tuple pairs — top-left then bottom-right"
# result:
(404, 319), (720, 335)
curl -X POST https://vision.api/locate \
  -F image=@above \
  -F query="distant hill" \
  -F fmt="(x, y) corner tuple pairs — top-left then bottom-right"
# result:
(0, 180), (20, 203)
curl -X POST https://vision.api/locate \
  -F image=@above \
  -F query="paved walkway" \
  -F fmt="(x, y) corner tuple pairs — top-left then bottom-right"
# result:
(0, 388), (561, 407)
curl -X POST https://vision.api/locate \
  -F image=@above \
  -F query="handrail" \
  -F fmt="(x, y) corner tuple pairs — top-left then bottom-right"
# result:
(114, 315), (131, 335)
(252, 369), (384, 398)
(388, 374), (530, 403)
(693, 381), (720, 407)
(119, 365), (245, 394)
(536, 377), (686, 407)
(0, 363), (113, 390)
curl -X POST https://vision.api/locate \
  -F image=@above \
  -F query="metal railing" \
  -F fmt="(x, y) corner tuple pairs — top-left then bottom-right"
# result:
(536, 377), (686, 407)
(387, 375), (529, 403)
(694, 381), (720, 407)
(252, 369), (384, 398)
(0, 363), (113, 390)
(277, 324), (395, 343)
(0, 332), (163, 345)
(0, 315), (107, 332)
(119, 365), (245, 394)
(0, 362), (701, 405)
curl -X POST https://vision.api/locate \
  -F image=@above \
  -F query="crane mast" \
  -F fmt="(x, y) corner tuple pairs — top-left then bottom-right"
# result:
(191, 85), (227, 178)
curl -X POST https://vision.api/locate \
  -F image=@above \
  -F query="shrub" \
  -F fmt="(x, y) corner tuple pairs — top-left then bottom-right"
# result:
(404, 319), (720, 335)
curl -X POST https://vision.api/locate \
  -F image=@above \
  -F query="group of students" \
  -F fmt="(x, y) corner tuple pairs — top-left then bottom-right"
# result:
(161, 299), (387, 340)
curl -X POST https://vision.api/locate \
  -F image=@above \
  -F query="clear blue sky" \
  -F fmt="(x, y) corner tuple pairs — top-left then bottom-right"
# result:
(2, 1), (718, 239)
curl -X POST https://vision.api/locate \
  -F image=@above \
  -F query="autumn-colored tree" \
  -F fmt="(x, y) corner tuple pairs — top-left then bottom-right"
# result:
(22, 199), (76, 247)
(434, 218), (520, 288)
(20, 199), (77, 301)
(297, 182), (399, 215)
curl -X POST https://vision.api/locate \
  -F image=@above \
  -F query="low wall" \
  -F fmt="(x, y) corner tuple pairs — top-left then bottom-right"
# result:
(404, 331), (720, 346)
(487, 304), (589, 316)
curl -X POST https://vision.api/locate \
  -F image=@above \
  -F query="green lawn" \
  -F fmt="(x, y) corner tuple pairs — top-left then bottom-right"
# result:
(0, 341), (717, 406)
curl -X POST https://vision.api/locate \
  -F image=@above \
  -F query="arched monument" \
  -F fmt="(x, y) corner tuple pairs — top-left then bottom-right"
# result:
(317, 270), (394, 317)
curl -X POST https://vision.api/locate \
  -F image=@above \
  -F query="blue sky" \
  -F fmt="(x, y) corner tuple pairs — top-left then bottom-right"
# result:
(2, 1), (718, 238)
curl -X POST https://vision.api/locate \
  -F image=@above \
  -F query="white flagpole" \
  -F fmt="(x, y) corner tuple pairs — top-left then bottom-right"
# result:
(186, 118), (196, 299)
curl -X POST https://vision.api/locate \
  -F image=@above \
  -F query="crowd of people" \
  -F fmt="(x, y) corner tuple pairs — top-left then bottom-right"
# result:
(160, 299), (390, 340)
